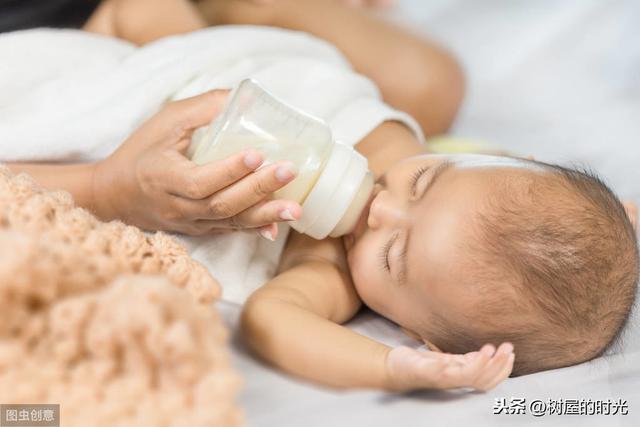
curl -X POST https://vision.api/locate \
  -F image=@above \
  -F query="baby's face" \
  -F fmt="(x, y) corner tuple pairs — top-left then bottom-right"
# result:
(343, 154), (544, 341)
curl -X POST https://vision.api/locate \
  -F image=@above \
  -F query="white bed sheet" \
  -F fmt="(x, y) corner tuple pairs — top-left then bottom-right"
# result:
(219, 1), (640, 425)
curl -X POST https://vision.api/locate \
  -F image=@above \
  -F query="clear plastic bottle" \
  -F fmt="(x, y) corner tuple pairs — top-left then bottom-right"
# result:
(189, 79), (374, 239)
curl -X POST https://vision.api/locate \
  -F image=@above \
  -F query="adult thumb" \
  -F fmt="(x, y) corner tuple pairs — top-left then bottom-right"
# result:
(165, 89), (231, 131)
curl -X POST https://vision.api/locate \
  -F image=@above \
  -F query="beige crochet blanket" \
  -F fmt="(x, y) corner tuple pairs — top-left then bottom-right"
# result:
(0, 166), (242, 427)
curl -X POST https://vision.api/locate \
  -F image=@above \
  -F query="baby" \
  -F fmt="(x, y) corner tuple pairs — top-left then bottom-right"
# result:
(240, 123), (639, 392)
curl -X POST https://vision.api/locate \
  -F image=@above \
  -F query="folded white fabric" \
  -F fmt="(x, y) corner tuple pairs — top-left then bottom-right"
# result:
(0, 26), (423, 303)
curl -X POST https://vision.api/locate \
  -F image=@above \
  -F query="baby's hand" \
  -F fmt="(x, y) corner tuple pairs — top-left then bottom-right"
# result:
(623, 201), (637, 230)
(384, 343), (514, 392)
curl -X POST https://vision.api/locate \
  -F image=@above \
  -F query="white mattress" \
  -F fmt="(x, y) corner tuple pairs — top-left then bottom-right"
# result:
(218, 0), (640, 425)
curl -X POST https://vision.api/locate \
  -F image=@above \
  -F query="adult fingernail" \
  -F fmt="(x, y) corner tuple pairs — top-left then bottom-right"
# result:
(259, 228), (275, 241)
(244, 151), (263, 169)
(279, 209), (296, 221)
(275, 162), (297, 182)
(502, 343), (514, 354)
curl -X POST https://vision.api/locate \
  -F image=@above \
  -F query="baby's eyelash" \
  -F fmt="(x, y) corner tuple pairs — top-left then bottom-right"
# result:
(410, 166), (430, 196)
(378, 232), (399, 273)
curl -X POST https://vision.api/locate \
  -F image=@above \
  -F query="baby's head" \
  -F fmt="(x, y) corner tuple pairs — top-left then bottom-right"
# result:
(344, 154), (638, 375)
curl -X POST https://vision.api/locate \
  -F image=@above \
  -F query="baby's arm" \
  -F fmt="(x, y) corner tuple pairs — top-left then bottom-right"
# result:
(241, 236), (389, 388)
(241, 233), (515, 391)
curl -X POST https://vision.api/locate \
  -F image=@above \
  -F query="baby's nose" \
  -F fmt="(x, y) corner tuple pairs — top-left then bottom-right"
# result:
(367, 190), (410, 229)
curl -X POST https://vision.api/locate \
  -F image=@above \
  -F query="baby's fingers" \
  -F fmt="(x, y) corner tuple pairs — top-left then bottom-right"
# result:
(623, 201), (637, 230)
(482, 352), (515, 392)
(472, 343), (514, 391)
(441, 344), (495, 387)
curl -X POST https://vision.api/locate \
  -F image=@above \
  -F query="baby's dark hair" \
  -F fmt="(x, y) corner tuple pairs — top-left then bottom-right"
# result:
(427, 160), (639, 376)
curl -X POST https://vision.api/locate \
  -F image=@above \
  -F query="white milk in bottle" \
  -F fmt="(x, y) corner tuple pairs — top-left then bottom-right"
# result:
(190, 79), (374, 239)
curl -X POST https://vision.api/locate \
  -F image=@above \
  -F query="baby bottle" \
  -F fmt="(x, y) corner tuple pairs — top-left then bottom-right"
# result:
(189, 79), (374, 239)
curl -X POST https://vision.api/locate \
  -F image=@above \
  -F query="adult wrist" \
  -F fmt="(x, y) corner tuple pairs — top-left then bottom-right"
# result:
(91, 159), (119, 222)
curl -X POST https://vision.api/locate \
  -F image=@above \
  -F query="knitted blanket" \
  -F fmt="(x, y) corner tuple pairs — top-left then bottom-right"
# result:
(0, 165), (241, 427)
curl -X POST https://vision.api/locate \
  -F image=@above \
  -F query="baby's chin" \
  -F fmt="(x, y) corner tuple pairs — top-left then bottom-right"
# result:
(341, 223), (365, 257)
(342, 232), (357, 254)
(342, 223), (366, 260)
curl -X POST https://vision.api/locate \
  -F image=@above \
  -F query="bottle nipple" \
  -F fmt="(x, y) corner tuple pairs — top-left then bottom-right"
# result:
(329, 172), (375, 237)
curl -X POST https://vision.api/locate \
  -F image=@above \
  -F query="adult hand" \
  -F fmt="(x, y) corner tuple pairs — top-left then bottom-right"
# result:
(384, 342), (514, 392)
(93, 90), (301, 238)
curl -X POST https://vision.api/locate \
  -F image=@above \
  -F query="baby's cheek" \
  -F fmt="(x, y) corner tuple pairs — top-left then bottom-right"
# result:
(348, 244), (381, 305)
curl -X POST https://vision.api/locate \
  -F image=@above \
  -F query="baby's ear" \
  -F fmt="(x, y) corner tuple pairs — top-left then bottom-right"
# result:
(423, 340), (444, 352)
(623, 201), (637, 231)
(401, 327), (444, 352)
(400, 327), (422, 341)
